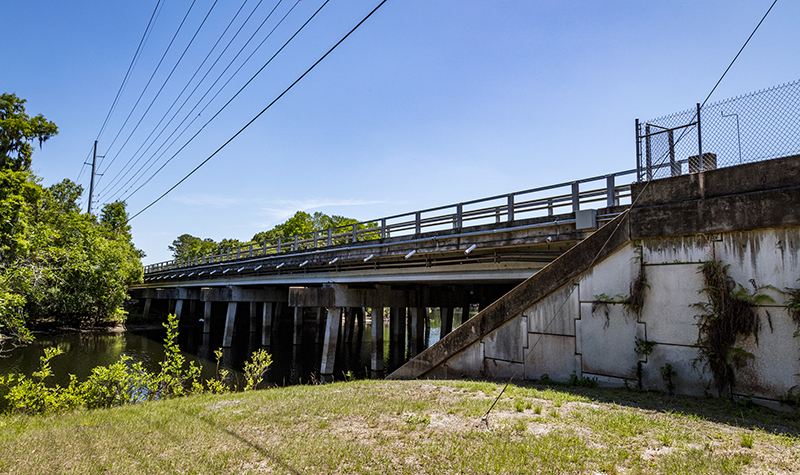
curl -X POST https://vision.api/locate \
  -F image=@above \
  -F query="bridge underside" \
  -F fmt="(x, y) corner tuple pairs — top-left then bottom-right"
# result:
(129, 206), (628, 380)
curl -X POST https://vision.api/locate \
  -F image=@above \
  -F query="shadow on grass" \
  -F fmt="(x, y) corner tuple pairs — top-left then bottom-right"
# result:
(191, 410), (303, 474)
(468, 378), (800, 438)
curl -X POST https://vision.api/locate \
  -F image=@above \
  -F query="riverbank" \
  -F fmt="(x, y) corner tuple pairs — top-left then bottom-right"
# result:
(0, 380), (797, 474)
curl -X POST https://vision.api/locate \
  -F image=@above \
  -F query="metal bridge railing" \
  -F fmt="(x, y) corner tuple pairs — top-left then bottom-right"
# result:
(143, 169), (636, 274)
(636, 79), (800, 181)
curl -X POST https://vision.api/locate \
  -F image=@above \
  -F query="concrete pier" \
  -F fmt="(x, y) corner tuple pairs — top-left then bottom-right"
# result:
(370, 307), (384, 375)
(320, 307), (342, 381)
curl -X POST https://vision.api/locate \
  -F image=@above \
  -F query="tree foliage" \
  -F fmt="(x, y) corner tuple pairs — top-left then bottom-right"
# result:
(170, 211), (375, 260)
(1, 94), (142, 348)
(0, 93), (58, 172)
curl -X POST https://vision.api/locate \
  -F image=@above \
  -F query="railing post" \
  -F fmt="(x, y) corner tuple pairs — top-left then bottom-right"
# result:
(606, 175), (616, 208)
(696, 102), (703, 171)
(313, 231), (318, 248)
(293, 236), (298, 252)
(277, 238), (282, 254)
(507, 194), (514, 223)
(381, 218), (386, 239)
(352, 224), (358, 243)
(415, 211), (421, 235)
(456, 203), (463, 229)
(236, 246), (241, 259)
(327, 229), (332, 246)
(571, 182), (580, 212)
(248, 243), (253, 258)
(203, 254), (206, 265)
(635, 118), (641, 182)
(645, 124), (653, 181)
(263, 241), (267, 256)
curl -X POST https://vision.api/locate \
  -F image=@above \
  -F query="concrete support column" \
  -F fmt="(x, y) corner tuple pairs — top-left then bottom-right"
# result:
(293, 307), (303, 345)
(203, 302), (212, 334)
(168, 299), (175, 315)
(441, 307), (453, 337)
(315, 307), (324, 344)
(223, 302), (237, 347)
(390, 307), (404, 344)
(320, 307), (342, 381)
(409, 307), (425, 357)
(461, 302), (471, 324)
(261, 302), (274, 346)
(143, 298), (152, 318)
(344, 308), (355, 343)
(174, 299), (184, 321)
(371, 307), (384, 375)
(189, 300), (197, 319)
(249, 302), (258, 333)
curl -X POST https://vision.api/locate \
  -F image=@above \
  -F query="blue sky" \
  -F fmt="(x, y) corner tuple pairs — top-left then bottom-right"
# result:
(3, 1), (798, 264)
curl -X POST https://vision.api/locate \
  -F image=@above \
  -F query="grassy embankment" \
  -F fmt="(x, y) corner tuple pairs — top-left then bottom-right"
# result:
(0, 379), (797, 474)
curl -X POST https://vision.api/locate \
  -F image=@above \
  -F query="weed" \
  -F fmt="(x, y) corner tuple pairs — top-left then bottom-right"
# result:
(513, 398), (531, 412)
(660, 363), (677, 396)
(533, 404), (542, 414)
(635, 337), (657, 390)
(510, 418), (528, 432)
(741, 432), (755, 448)
(693, 260), (773, 397)
(243, 349), (272, 391)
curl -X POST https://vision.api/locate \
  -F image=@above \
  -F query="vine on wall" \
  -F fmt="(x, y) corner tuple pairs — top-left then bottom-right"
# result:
(692, 260), (774, 398)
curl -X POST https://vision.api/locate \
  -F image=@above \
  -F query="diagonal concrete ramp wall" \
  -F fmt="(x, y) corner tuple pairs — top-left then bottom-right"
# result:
(389, 154), (800, 405)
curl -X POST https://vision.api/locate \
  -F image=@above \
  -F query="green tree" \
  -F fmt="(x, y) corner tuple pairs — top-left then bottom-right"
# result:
(0, 93), (58, 172)
(1, 95), (143, 342)
(168, 234), (216, 260)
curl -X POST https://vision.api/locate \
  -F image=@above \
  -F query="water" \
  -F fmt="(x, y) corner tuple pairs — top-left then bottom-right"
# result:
(0, 311), (448, 398)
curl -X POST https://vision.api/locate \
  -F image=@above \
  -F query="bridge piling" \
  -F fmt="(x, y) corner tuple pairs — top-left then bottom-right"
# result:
(174, 300), (184, 321)
(249, 302), (258, 334)
(293, 307), (303, 345)
(370, 307), (384, 376)
(409, 307), (425, 357)
(223, 302), (237, 347)
(261, 302), (274, 346)
(441, 307), (453, 337)
(314, 307), (323, 344)
(143, 298), (152, 318)
(320, 307), (342, 382)
(203, 302), (212, 333)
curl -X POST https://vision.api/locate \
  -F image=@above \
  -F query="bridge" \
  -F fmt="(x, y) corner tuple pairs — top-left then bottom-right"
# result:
(129, 169), (635, 379)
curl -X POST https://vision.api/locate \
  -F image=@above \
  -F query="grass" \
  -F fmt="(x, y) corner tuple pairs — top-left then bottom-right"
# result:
(0, 379), (798, 474)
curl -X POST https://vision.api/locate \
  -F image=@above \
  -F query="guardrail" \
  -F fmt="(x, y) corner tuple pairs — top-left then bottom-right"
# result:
(143, 169), (636, 274)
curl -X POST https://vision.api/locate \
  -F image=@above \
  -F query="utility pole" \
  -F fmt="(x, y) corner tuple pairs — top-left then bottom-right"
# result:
(88, 141), (97, 215)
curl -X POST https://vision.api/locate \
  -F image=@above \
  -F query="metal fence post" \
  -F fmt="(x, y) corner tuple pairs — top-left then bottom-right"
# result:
(415, 211), (421, 235)
(507, 194), (514, 223)
(277, 238), (282, 254)
(314, 231), (318, 248)
(645, 124), (652, 181)
(696, 102), (703, 171)
(327, 229), (332, 246)
(293, 235), (298, 251)
(456, 203), (463, 229)
(571, 182), (580, 212)
(606, 175), (616, 207)
(381, 218), (386, 239)
(635, 118), (641, 181)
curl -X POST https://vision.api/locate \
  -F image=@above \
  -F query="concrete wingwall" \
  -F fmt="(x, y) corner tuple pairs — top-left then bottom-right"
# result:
(389, 154), (800, 405)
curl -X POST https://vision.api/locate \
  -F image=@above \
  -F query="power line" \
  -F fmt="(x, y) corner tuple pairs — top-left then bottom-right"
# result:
(96, 0), (287, 203)
(127, 0), (390, 222)
(481, 0), (779, 423)
(111, 0), (312, 204)
(95, 0), (255, 201)
(95, 0), (200, 182)
(96, 0), (164, 144)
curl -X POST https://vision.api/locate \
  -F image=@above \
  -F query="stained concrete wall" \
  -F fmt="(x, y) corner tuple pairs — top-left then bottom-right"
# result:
(423, 228), (800, 405)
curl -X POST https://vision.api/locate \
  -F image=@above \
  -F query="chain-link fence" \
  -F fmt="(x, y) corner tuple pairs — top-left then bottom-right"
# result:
(636, 79), (800, 181)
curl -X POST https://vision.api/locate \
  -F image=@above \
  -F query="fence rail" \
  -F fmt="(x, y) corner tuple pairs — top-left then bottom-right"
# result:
(143, 169), (636, 274)
(637, 79), (800, 181)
